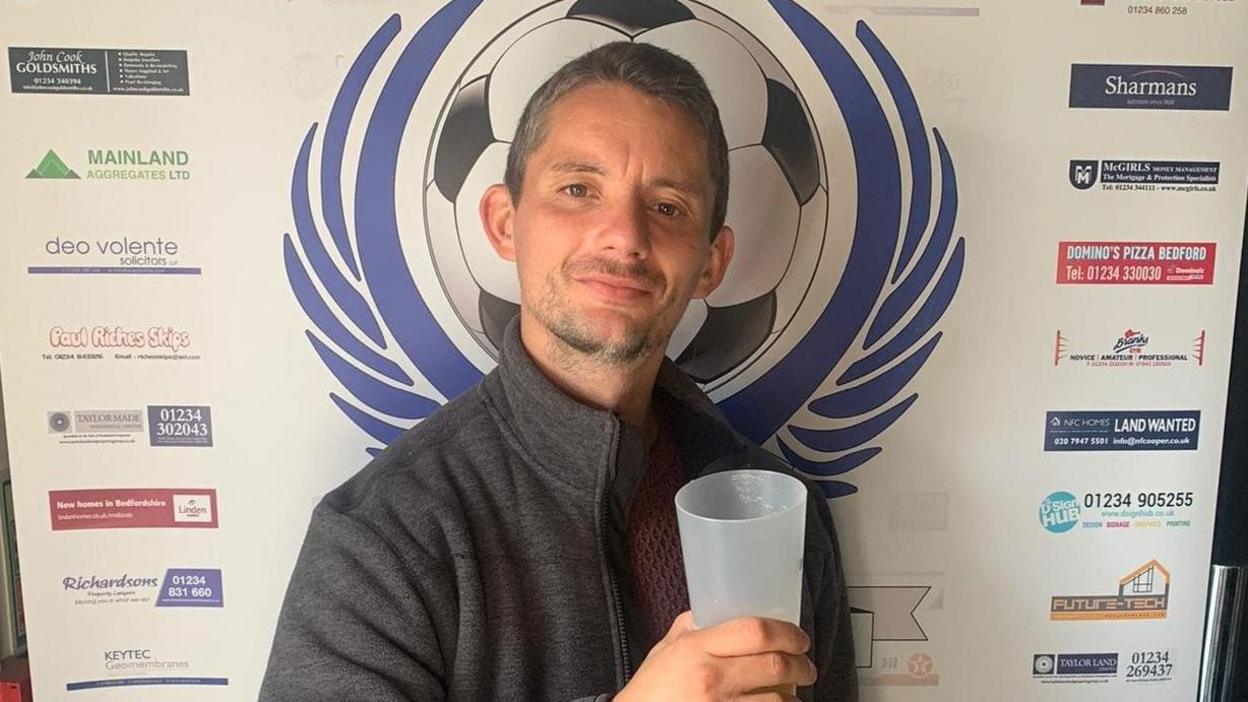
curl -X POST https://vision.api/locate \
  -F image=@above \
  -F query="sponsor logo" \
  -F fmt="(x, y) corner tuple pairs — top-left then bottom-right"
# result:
(32, 235), (197, 276)
(1069, 64), (1232, 110)
(26, 148), (192, 182)
(1054, 329), (1205, 367)
(1041, 490), (1194, 532)
(61, 569), (223, 608)
(1033, 652), (1118, 684)
(1068, 159), (1219, 192)
(42, 325), (200, 362)
(148, 406), (212, 447)
(9, 47), (189, 96)
(49, 489), (218, 531)
(46, 406), (211, 447)
(1057, 241), (1215, 285)
(1044, 410), (1199, 451)
(67, 646), (226, 691)
(1051, 560), (1170, 621)
(863, 652), (939, 687)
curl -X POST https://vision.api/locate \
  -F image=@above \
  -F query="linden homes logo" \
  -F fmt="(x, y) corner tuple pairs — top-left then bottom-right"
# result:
(1054, 329), (1205, 367)
(281, 0), (966, 498)
(25, 148), (192, 182)
(1069, 64), (1233, 110)
(1050, 560), (1170, 621)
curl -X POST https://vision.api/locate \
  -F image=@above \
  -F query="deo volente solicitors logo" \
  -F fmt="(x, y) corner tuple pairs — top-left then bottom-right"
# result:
(1051, 560), (1170, 621)
(1069, 64), (1232, 111)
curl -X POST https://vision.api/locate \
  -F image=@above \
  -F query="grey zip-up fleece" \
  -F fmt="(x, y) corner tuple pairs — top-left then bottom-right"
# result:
(260, 321), (858, 701)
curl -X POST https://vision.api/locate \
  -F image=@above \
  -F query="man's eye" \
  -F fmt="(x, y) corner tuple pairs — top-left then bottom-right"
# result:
(656, 202), (680, 217)
(564, 184), (588, 198)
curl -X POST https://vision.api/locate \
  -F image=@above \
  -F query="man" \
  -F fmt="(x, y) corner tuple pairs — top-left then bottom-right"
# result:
(261, 41), (857, 701)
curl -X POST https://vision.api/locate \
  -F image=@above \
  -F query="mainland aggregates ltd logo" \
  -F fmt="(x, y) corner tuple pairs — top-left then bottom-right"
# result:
(62, 569), (223, 608)
(284, 0), (967, 498)
(1050, 560), (1170, 621)
(46, 405), (212, 447)
(1068, 159), (1219, 193)
(1054, 328), (1205, 367)
(43, 325), (199, 362)
(1039, 490), (1194, 534)
(1069, 64), (1232, 110)
(8, 47), (189, 96)
(26, 148), (192, 182)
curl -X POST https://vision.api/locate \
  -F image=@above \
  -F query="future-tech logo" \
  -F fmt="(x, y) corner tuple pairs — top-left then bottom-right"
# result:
(1069, 64), (1233, 110)
(1051, 560), (1170, 621)
(283, 0), (966, 498)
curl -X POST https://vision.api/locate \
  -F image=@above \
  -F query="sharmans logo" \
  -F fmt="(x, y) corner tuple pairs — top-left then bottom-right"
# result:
(1054, 329), (1205, 368)
(26, 150), (79, 179)
(25, 148), (191, 182)
(1069, 159), (1220, 193)
(1051, 560), (1170, 621)
(1069, 64), (1233, 110)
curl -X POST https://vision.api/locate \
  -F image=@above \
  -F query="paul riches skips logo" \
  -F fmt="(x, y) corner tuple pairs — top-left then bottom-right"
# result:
(1051, 560), (1170, 621)
(1054, 329), (1205, 368)
(282, 0), (965, 497)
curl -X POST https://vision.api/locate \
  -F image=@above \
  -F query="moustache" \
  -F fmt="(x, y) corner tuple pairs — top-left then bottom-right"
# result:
(563, 258), (665, 289)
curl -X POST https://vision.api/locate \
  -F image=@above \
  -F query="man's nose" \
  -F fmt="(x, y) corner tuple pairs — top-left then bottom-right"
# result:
(595, 195), (651, 259)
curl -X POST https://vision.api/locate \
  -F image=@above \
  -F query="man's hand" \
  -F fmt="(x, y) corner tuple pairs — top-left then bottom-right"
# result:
(614, 611), (816, 701)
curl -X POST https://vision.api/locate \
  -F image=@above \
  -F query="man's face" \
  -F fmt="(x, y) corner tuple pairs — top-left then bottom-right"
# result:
(481, 81), (733, 365)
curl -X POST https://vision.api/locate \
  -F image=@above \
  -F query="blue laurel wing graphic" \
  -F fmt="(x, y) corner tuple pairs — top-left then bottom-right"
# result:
(285, 2), (484, 453)
(721, 3), (965, 497)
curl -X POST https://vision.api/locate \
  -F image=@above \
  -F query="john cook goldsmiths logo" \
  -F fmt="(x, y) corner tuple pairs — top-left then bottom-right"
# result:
(282, 0), (966, 498)
(1051, 560), (1170, 621)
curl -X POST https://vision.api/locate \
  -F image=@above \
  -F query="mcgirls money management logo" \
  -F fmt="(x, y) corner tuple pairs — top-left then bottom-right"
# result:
(282, 0), (966, 497)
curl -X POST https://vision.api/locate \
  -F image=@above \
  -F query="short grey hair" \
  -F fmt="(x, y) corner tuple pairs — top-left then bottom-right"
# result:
(503, 41), (730, 239)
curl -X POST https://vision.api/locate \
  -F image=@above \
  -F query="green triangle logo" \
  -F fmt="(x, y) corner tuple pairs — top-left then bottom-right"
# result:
(26, 150), (79, 179)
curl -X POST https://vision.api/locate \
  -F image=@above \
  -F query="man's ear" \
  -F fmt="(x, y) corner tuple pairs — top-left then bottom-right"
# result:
(479, 183), (517, 262)
(692, 225), (734, 299)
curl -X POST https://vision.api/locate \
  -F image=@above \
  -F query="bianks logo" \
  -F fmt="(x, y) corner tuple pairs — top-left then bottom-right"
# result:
(282, 0), (966, 498)
(1054, 329), (1205, 367)
(1051, 560), (1170, 621)
(172, 494), (213, 523)
(1069, 64), (1233, 110)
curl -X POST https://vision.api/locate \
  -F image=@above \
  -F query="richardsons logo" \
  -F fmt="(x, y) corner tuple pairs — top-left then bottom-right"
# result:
(44, 325), (198, 362)
(1040, 490), (1194, 533)
(62, 569), (223, 608)
(1068, 159), (1219, 193)
(33, 234), (198, 275)
(1054, 329), (1205, 367)
(25, 148), (192, 181)
(66, 646), (227, 691)
(1069, 64), (1232, 110)
(1050, 560), (1170, 621)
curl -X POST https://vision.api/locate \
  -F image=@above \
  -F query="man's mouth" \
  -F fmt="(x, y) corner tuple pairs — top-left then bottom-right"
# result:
(573, 273), (656, 301)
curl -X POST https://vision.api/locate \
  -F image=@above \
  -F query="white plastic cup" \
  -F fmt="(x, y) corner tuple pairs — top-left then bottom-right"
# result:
(675, 468), (808, 630)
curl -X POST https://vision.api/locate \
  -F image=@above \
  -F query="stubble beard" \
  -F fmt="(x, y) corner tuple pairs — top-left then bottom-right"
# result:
(532, 265), (673, 367)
